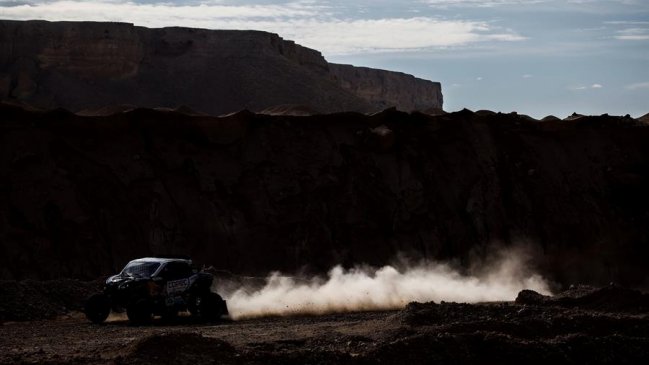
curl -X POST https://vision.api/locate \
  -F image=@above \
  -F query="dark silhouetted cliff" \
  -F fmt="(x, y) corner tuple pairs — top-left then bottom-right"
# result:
(0, 20), (443, 114)
(330, 64), (443, 112)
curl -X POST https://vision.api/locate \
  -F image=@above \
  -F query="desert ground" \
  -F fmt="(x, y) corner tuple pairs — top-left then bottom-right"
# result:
(1, 285), (649, 364)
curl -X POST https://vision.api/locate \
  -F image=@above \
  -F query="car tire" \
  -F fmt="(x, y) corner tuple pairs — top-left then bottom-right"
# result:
(84, 293), (111, 324)
(127, 298), (152, 325)
(161, 308), (178, 323)
(199, 292), (227, 321)
(188, 295), (199, 317)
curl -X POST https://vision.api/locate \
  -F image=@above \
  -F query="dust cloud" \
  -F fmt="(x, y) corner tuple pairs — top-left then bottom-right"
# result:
(223, 246), (552, 320)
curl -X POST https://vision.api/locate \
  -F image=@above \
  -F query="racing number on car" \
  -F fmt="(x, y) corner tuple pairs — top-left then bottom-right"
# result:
(166, 278), (189, 294)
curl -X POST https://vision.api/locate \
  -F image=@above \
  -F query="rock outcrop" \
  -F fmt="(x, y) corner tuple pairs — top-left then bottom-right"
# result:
(1, 103), (648, 288)
(330, 64), (443, 112)
(0, 20), (443, 114)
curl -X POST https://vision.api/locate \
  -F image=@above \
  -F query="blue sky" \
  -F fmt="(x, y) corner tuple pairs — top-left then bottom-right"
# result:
(1, 0), (647, 117)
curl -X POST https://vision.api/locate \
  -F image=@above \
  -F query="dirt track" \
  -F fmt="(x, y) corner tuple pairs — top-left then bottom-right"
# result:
(0, 310), (398, 364)
(3, 295), (649, 365)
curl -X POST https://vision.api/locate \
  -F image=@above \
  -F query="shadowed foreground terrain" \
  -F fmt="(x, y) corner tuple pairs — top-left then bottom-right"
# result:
(1, 285), (648, 364)
(1, 102), (649, 287)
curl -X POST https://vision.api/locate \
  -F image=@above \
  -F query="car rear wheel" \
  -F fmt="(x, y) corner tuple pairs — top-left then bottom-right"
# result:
(84, 293), (111, 324)
(198, 292), (228, 321)
(127, 298), (152, 325)
(161, 308), (178, 322)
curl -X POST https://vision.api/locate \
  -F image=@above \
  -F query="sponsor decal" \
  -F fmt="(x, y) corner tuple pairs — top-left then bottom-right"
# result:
(166, 278), (189, 294)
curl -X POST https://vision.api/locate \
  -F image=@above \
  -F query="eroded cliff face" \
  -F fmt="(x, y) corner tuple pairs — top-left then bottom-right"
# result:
(330, 64), (443, 112)
(0, 20), (442, 114)
(1, 103), (648, 287)
(37, 22), (144, 79)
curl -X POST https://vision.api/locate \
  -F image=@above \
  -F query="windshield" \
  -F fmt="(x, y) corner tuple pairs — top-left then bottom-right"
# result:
(120, 261), (160, 278)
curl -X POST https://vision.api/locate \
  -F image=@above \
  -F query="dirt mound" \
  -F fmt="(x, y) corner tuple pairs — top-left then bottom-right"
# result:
(541, 115), (561, 121)
(0, 279), (100, 322)
(118, 333), (238, 365)
(259, 104), (322, 116)
(518, 113), (539, 122)
(398, 301), (532, 327)
(475, 109), (497, 116)
(76, 104), (137, 116)
(383, 298), (649, 364)
(514, 289), (551, 305)
(564, 112), (586, 121)
(365, 328), (649, 364)
(558, 285), (649, 311)
(421, 107), (447, 116)
(174, 105), (208, 116)
(638, 112), (649, 124)
(75, 103), (205, 117)
(516, 285), (649, 312)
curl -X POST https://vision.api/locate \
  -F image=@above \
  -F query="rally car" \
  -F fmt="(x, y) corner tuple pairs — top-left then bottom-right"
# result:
(84, 257), (228, 324)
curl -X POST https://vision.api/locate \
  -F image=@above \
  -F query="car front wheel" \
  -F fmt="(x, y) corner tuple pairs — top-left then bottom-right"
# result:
(84, 293), (111, 324)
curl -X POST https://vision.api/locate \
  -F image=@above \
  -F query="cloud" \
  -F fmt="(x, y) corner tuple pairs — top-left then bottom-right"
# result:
(626, 81), (649, 90)
(423, 0), (546, 7)
(522, 74), (533, 78)
(615, 27), (649, 40)
(476, 76), (484, 81)
(0, 1), (526, 55)
(604, 20), (649, 25)
(0, 0), (322, 19)
(571, 83), (604, 90)
(283, 18), (525, 55)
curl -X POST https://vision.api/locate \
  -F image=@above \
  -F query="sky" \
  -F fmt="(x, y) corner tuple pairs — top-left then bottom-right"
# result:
(1, 0), (648, 118)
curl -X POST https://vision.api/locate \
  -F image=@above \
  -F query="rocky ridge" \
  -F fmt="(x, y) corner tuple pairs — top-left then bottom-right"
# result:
(0, 20), (443, 114)
(330, 64), (443, 112)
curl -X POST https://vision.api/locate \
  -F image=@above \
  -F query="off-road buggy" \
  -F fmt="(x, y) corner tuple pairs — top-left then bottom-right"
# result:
(84, 257), (228, 324)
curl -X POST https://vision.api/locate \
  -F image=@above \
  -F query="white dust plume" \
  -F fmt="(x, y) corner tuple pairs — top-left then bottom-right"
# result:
(222, 247), (551, 320)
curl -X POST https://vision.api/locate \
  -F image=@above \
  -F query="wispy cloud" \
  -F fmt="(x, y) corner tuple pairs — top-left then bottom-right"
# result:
(0, 1), (526, 55)
(0, 0), (323, 19)
(422, 0), (640, 8)
(604, 20), (649, 25)
(626, 81), (649, 90)
(422, 0), (546, 7)
(605, 20), (649, 41)
(615, 27), (649, 40)
(571, 83), (604, 90)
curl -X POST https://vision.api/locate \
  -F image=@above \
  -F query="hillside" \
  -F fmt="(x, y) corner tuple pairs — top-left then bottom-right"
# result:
(1, 102), (648, 287)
